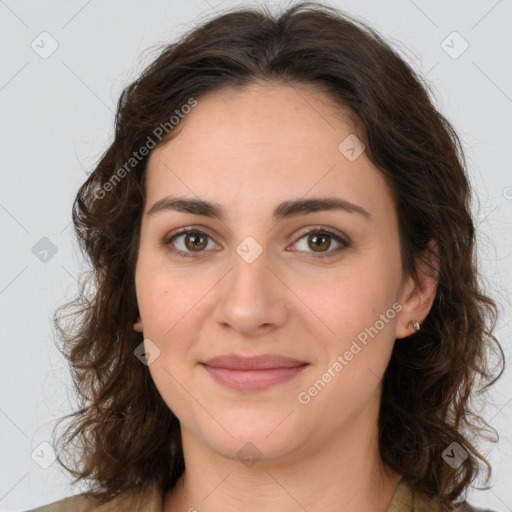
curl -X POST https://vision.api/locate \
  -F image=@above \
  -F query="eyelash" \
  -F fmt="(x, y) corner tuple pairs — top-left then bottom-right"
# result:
(161, 226), (351, 260)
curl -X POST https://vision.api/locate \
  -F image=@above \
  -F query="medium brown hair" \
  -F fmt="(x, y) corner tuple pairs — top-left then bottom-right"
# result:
(51, 2), (504, 509)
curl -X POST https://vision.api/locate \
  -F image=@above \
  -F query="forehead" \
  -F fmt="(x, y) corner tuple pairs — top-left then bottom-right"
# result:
(157, 82), (357, 157)
(144, 83), (394, 223)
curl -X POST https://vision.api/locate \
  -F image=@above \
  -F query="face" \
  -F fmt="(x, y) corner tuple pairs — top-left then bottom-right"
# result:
(133, 83), (424, 464)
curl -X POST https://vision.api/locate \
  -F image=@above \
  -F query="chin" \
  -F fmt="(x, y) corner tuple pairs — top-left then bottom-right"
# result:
(211, 434), (303, 467)
(196, 412), (307, 462)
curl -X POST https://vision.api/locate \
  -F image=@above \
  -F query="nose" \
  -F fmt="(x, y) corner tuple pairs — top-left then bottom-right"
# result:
(212, 249), (290, 336)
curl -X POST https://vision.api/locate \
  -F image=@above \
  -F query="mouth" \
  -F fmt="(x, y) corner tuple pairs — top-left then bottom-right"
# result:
(200, 353), (309, 392)
(201, 353), (308, 370)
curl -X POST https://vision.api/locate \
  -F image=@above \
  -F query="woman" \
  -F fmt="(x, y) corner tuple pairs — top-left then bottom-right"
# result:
(27, 2), (503, 511)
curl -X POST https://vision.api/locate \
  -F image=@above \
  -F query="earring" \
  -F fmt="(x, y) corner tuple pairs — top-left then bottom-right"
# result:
(412, 321), (421, 332)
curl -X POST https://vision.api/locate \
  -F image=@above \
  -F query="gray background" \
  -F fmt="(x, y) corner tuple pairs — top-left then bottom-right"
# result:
(0, 0), (511, 510)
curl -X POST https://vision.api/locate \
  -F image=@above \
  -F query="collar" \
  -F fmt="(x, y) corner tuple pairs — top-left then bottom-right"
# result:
(91, 478), (422, 512)
(38, 478), (453, 511)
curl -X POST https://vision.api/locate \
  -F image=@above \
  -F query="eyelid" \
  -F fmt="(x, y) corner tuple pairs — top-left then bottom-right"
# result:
(163, 225), (216, 239)
(291, 225), (349, 245)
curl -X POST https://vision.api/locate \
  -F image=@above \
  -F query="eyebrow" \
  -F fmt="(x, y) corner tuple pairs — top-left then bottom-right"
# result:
(146, 196), (372, 222)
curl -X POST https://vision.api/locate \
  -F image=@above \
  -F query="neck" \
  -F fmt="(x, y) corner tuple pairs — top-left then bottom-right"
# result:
(163, 397), (402, 512)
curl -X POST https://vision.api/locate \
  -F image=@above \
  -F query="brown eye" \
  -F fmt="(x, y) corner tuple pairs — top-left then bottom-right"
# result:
(183, 232), (208, 251)
(307, 233), (331, 252)
(163, 226), (350, 260)
(290, 227), (351, 259)
(163, 228), (217, 258)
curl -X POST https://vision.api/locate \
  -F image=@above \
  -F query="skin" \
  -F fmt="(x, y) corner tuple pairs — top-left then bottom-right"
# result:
(132, 82), (438, 512)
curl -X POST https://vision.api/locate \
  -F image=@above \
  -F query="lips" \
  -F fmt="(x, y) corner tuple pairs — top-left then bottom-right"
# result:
(201, 353), (307, 370)
(200, 353), (309, 392)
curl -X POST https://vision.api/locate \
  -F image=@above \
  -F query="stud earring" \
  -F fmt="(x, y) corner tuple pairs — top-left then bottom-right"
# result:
(412, 321), (421, 332)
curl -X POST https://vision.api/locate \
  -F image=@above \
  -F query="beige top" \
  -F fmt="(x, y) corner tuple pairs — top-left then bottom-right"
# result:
(24, 479), (491, 512)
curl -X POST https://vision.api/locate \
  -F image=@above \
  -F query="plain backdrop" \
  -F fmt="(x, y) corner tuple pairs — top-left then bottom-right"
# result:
(0, 0), (511, 511)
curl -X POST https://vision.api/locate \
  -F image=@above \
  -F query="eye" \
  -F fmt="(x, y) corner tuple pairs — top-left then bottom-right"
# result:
(289, 227), (351, 259)
(162, 228), (218, 258)
(161, 226), (351, 259)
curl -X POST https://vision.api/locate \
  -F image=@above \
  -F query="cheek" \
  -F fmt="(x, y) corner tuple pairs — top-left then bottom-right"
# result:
(297, 261), (399, 396)
(299, 265), (394, 337)
(296, 274), (398, 422)
(136, 280), (172, 332)
(137, 274), (198, 414)
(135, 265), (215, 375)
(135, 256), (191, 336)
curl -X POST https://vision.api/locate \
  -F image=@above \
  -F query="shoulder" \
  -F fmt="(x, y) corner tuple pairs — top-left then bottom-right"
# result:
(391, 479), (496, 512)
(452, 504), (496, 512)
(22, 493), (98, 512)
(414, 491), (496, 512)
(22, 482), (162, 512)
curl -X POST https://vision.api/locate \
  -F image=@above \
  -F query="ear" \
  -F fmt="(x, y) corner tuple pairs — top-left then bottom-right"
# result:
(133, 315), (143, 333)
(395, 240), (439, 339)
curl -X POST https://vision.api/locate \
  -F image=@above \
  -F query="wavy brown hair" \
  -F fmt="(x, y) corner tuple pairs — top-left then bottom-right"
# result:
(51, 1), (504, 509)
